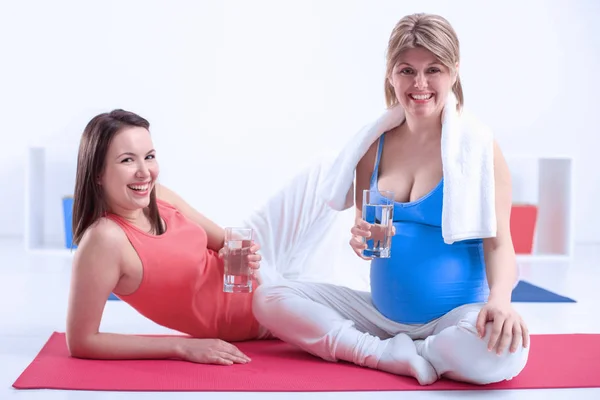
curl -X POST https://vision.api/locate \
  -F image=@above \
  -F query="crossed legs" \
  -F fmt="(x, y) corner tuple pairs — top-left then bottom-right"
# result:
(252, 280), (529, 385)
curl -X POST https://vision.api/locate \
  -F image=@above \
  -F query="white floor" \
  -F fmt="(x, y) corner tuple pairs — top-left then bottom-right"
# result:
(1, 237), (599, 400)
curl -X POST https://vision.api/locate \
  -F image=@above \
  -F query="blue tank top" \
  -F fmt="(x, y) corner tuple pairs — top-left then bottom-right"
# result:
(368, 133), (489, 324)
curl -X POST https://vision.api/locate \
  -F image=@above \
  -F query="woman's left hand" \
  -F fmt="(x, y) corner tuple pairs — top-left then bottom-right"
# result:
(218, 242), (262, 271)
(475, 299), (529, 355)
(246, 242), (261, 270)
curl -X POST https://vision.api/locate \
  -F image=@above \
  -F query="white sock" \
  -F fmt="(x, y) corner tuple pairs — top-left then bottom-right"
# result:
(377, 334), (439, 385)
(337, 329), (438, 386)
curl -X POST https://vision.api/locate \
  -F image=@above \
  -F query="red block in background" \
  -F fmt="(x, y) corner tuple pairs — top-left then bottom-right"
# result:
(510, 204), (538, 254)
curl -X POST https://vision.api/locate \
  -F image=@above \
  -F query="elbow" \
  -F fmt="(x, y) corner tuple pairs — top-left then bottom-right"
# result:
(483, 234), (514, 254)
(67, 347), (90, 360)
(66, 333), (95, 359)
(66, 340), (87, 359)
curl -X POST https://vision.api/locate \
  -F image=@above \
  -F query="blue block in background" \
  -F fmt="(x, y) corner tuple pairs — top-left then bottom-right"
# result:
(62, 196), (77, 249)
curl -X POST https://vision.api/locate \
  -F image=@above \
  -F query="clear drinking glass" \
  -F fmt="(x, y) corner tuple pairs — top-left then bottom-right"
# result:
(362, 189), (394, 258)
(223, 227), (254, 293)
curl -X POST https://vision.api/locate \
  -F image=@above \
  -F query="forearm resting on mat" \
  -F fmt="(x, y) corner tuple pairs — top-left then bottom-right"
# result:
(67, 332), (185, 360)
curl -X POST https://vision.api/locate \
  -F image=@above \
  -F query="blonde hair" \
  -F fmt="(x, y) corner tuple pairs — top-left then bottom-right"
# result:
(384, 13), (463, 110)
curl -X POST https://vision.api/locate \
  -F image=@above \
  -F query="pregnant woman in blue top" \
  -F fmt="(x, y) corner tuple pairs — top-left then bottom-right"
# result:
(252, 13), (529, 385)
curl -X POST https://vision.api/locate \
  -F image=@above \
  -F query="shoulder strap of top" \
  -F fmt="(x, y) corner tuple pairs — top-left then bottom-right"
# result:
(369, 133), (386, 188)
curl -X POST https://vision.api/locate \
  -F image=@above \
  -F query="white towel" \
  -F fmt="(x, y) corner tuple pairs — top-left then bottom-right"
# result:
(242, 160), (341, 284)
(318, 92), (497, 244)
(241, 159), (372, 290)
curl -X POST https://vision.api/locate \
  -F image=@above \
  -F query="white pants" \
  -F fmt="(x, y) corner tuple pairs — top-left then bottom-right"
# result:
(243, 161), (529, 385)
(253, 281), (529, 385)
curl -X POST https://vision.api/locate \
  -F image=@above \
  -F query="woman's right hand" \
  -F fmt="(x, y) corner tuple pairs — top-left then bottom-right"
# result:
(350, 219), (396, 260)
(350, 219), (373, 260)
(179, 338), (251, 365)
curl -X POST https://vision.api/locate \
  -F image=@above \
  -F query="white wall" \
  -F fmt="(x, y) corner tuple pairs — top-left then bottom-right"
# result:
(1, 0), (599, 245)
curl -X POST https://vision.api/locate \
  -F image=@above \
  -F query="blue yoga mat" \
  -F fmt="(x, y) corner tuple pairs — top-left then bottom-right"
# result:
(511, 280), (576, 303)
(108, 280), (575, 303)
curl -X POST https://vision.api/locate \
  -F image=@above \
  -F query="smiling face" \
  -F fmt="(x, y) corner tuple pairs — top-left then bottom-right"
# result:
(99, 126), (159, 215)
(388, 46), (457, 121)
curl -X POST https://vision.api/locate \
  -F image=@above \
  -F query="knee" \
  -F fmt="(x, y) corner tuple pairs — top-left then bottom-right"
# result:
(452, 316), (530, 385)
(252, 284), (276, 318)
(252, 283), (294, 323)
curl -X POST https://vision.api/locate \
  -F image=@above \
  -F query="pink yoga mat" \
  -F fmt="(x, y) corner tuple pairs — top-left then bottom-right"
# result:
(13, 332), (600, 392)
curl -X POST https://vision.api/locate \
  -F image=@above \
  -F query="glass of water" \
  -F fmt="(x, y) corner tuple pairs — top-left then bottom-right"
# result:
(362, 190), (394, 258)
(223, 227), (254, 293)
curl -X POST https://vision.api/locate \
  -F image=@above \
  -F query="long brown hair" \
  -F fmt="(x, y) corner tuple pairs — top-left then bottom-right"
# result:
(71, 109), (164, 245)
(384, 13), (463, 110)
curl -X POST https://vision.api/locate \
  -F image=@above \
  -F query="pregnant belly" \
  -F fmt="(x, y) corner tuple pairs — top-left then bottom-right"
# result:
(370, 222), (489, 324)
